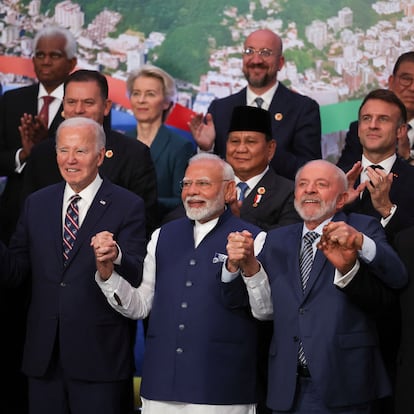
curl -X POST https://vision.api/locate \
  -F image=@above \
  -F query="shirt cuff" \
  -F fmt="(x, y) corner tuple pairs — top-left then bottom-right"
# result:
(334, 259), (361, 288)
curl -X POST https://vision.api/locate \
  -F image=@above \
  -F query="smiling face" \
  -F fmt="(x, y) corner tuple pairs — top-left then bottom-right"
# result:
(242, 30), (284, 93)
(294, 161), (347, 229)
(358, 98), (406, 161)
(63, 80), (111, 124)
(181, 159), (235, 223)
(129, 75), (170, 125)
(56, 124), (105, 193)
(226, 130), (275, 181)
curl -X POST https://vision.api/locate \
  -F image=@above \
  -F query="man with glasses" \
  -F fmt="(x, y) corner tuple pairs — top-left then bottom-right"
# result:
(338, 51), (414, 168)
(189, 29), (321, 180)
(0, 26), (77, 414)
(93, 153), (265, 414)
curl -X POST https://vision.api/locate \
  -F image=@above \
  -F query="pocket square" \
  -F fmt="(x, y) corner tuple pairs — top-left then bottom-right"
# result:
(212, 252), (228, 264)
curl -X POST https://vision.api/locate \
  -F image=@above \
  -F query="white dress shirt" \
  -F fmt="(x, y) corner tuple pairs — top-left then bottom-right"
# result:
(96, 217), (264, 414)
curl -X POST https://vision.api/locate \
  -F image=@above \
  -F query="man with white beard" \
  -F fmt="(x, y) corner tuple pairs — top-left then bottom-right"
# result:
(92, 153), (266, 414)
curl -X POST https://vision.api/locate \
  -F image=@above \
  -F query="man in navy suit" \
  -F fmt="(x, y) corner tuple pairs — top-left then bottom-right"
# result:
(225, 159), (407, 413)
(189, 29), (321, 180)
(0, 117), (147, 414)
(0, 26), (77, 414)
(22, 69), (158, 237)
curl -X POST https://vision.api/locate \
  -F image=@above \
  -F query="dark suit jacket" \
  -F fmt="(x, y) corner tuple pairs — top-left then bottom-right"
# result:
(239, 168), (300, 230)
(149, 124), (195, 218)
(342, 157), (414, 240)
(22, 129), (158, 237)
(248, 212), (407, 411)
(393, 226), (414, 414)
(208, 83), (322, 180)
(336, 120), (362, 170)
(0, 83), (65, 243)
(0, 179), (146, 380)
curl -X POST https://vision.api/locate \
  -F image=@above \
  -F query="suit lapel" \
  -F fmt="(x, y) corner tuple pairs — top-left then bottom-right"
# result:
(64, 180), (113, 267)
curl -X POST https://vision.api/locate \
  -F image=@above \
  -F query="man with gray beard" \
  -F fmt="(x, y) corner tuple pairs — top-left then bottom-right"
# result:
(224, 159), (407, 414)
(92, 153), (266, 414)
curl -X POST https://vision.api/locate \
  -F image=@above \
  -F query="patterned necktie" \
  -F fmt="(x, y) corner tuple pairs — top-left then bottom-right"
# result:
(237, 182), (249, 201)
(63, 195), (81, 263)
(38, 95), (55, 127)
(298, 231), (319, 366)
(254, 97), (264, 109)
(299, 231), (319, 290)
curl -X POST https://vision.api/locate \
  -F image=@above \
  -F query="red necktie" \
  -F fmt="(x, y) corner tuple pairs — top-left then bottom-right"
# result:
(38, 95), (55, 127)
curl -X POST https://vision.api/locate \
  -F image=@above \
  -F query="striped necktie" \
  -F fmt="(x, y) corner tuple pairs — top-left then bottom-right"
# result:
(63, 195), (81, 263)
(298, 231), (319, 367)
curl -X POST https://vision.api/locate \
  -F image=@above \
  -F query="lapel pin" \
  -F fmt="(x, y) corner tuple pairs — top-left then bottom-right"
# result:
(105, 150), (113, 158)
(274, 113), (283, 121)
(99, 200), (106, 205)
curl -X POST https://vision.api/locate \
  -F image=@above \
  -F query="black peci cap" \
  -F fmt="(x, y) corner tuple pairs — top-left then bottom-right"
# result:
(228, 105), (272, 139)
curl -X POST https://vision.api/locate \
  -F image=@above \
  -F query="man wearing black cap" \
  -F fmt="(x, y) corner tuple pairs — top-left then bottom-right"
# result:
(226, 105), (300, 414)
(226, 105), (300, 231)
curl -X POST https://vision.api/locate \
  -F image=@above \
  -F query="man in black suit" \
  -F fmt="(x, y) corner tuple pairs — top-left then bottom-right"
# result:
(0, 26), (77, 243)
(343, 89), (414, 414)
(0, 26), (77, 414)
(22, 69), (158, 237)
(337, 52), (414, 169)
(190, 29), (321, 180)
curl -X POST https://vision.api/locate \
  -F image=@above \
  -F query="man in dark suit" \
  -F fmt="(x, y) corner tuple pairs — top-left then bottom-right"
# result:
(341, 90), (414, 413)
(225, 159), (407, 413)
(22, 69), (158, 237)
(343, 89), (414, 240)
(0, 26), (77, 414)
(190, 29), (321, 180)
(0, 26), (77, 243)
(337, 52), (414, 169)
(0, 117), (147, 414)
(393, 225), (414, 414)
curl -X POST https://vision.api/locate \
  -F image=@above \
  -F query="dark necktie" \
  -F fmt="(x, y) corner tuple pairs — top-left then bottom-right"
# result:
(38, 95), (55, 127)
(237, 182), (249, 201)
(254, 97), (264, 108)
(298, 231), (319, 366)
(63, 195), (81, 263)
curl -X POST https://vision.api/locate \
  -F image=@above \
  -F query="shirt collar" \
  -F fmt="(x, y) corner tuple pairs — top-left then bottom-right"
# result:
(246, 83), (278, 110)
(361, 154), (396, 175)
(235, 166), (269, 192)
(38, 83), (64, 101)
(64, 174), (103, 205)
(302, 216), (333, 238)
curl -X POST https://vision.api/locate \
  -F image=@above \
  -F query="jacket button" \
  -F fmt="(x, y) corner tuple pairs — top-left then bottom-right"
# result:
(176, 347), (183, 354)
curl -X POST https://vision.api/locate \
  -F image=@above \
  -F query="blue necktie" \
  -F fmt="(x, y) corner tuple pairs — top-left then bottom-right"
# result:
(237, 182), (249, 201)
(63, 195), (81, 263)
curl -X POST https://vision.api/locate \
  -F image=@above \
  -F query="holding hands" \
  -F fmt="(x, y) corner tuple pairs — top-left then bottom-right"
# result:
(318, 221), (363, 274)
(91, 231), (118, 280)
(226, 230), (260, 277)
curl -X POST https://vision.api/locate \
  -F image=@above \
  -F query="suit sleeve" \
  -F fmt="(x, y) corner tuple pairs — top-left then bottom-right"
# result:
(270, 96), (321, 180)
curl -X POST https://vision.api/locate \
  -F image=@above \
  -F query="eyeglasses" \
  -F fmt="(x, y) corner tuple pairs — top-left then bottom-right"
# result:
(397, 74), (414, 87)
(242, 47), (275, 58)
(180, 179), (230, 190)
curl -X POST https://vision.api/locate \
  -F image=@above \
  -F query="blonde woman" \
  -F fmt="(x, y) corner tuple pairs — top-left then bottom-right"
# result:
(127, 65), (195, 220)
